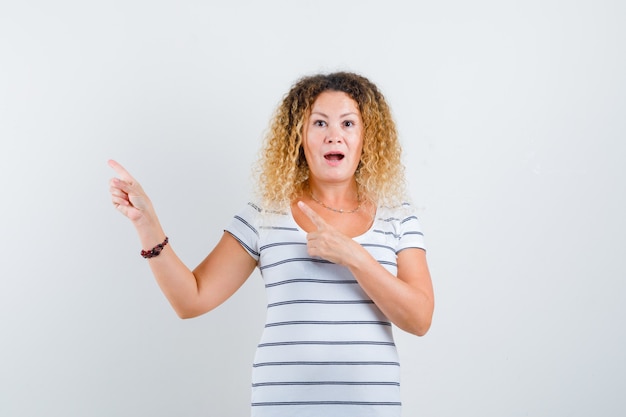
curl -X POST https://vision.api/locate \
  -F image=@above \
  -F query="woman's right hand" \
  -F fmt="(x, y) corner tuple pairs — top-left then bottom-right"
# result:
(108, 159), (155, 224)
(107, 159), (257, 319)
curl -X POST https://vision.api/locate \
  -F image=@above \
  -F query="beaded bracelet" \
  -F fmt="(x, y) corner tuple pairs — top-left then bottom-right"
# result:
(141, 237), (169, 259)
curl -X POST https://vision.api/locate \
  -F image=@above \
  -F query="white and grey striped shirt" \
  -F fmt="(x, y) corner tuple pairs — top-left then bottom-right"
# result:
(225, 202), (426, 417)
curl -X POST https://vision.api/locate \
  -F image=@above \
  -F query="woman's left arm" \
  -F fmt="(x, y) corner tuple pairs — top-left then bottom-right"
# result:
(348, 247), (434, 336)
(298, 202), (434, 336)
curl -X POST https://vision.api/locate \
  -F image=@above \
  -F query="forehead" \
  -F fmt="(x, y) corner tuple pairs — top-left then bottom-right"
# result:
(311, 90), (360, 115)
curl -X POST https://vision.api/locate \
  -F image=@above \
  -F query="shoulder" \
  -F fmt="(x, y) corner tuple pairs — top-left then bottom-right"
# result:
(377, 202), (420, 224)
(232, 201), (293, 229)
(375, 202), (425, 247)
(229, 202), (261, 230)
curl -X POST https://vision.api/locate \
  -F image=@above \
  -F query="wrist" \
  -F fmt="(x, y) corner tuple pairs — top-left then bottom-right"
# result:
(134, 219), (167, 250)
(344, 243), (375, 271)
(141, 236), (169, 259)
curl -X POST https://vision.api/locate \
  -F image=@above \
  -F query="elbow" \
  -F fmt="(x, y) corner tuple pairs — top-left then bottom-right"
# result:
(172, 304), (206, 320)
(413, 322), (432, 337)
(176, 310), (198, 320)
(404, 319), (432, 337)
(411, 299), (435, 336)
(401, 308), (434, 336)
(170, 294), (218, 319)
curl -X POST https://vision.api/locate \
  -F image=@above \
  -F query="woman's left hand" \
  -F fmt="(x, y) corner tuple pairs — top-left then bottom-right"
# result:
(297, 201), (362, 265)
(298, 201), (434, 336)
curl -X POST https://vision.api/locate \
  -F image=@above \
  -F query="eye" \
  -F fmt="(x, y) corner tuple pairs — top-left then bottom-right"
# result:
(343, 120), (355, 127)
(313, 120), (327, 127)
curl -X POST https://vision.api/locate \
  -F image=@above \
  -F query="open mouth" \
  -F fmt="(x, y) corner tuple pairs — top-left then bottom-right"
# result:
(324, 152), (345, 161)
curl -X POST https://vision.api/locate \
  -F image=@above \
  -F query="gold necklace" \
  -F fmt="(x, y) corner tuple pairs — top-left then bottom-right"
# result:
(309, 191), (362, 214)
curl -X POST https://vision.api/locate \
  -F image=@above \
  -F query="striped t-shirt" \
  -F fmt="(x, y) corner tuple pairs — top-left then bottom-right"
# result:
(225, 202), (426, 417)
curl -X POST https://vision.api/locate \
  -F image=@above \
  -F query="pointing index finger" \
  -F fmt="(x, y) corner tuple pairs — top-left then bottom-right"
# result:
(297, 201), (326, 229)
(108, 159), (135, 183)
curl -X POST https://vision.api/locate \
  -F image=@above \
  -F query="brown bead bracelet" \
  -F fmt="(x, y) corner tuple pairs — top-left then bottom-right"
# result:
(141, 237), (169, 259)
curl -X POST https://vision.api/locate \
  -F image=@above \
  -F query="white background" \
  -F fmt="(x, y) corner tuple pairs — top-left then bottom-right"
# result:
(1, 1), (625, 416)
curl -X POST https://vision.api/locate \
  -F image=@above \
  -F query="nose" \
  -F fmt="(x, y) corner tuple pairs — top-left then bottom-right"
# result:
(325, 125), (343, 144)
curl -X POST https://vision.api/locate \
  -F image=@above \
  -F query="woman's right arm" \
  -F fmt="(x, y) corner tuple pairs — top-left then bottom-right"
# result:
(108, 159), (256, 319)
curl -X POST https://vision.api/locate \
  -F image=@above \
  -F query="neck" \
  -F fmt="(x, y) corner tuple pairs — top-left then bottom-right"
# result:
(307, 181), (361, 214)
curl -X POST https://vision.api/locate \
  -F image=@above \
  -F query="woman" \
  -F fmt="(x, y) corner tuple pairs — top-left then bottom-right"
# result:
(109, 71), (434, 416)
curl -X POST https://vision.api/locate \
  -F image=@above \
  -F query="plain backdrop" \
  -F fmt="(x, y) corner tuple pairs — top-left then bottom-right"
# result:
(1, 1), (625, 416)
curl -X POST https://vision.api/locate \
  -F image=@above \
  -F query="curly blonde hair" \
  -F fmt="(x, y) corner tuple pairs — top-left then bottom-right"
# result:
(254, 72), (407, 211)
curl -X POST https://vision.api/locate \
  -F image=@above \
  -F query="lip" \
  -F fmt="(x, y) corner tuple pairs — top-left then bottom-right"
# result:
(323, 150), (345, 159)
(323, 151), (345, 167)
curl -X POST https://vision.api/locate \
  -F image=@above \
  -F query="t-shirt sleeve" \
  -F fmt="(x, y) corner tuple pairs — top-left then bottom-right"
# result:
(397, 204), (426, 253)
(224, 202), (261, 261)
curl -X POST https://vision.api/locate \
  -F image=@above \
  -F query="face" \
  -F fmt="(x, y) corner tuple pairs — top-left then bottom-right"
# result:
(302, 90), (364, 185)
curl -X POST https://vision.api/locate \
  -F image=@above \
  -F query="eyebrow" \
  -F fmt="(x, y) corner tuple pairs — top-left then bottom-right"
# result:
(310, 111), (359, 118)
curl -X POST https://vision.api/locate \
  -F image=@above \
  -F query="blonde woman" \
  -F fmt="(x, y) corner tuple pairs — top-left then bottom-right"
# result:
(109, 71), (434, 417)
